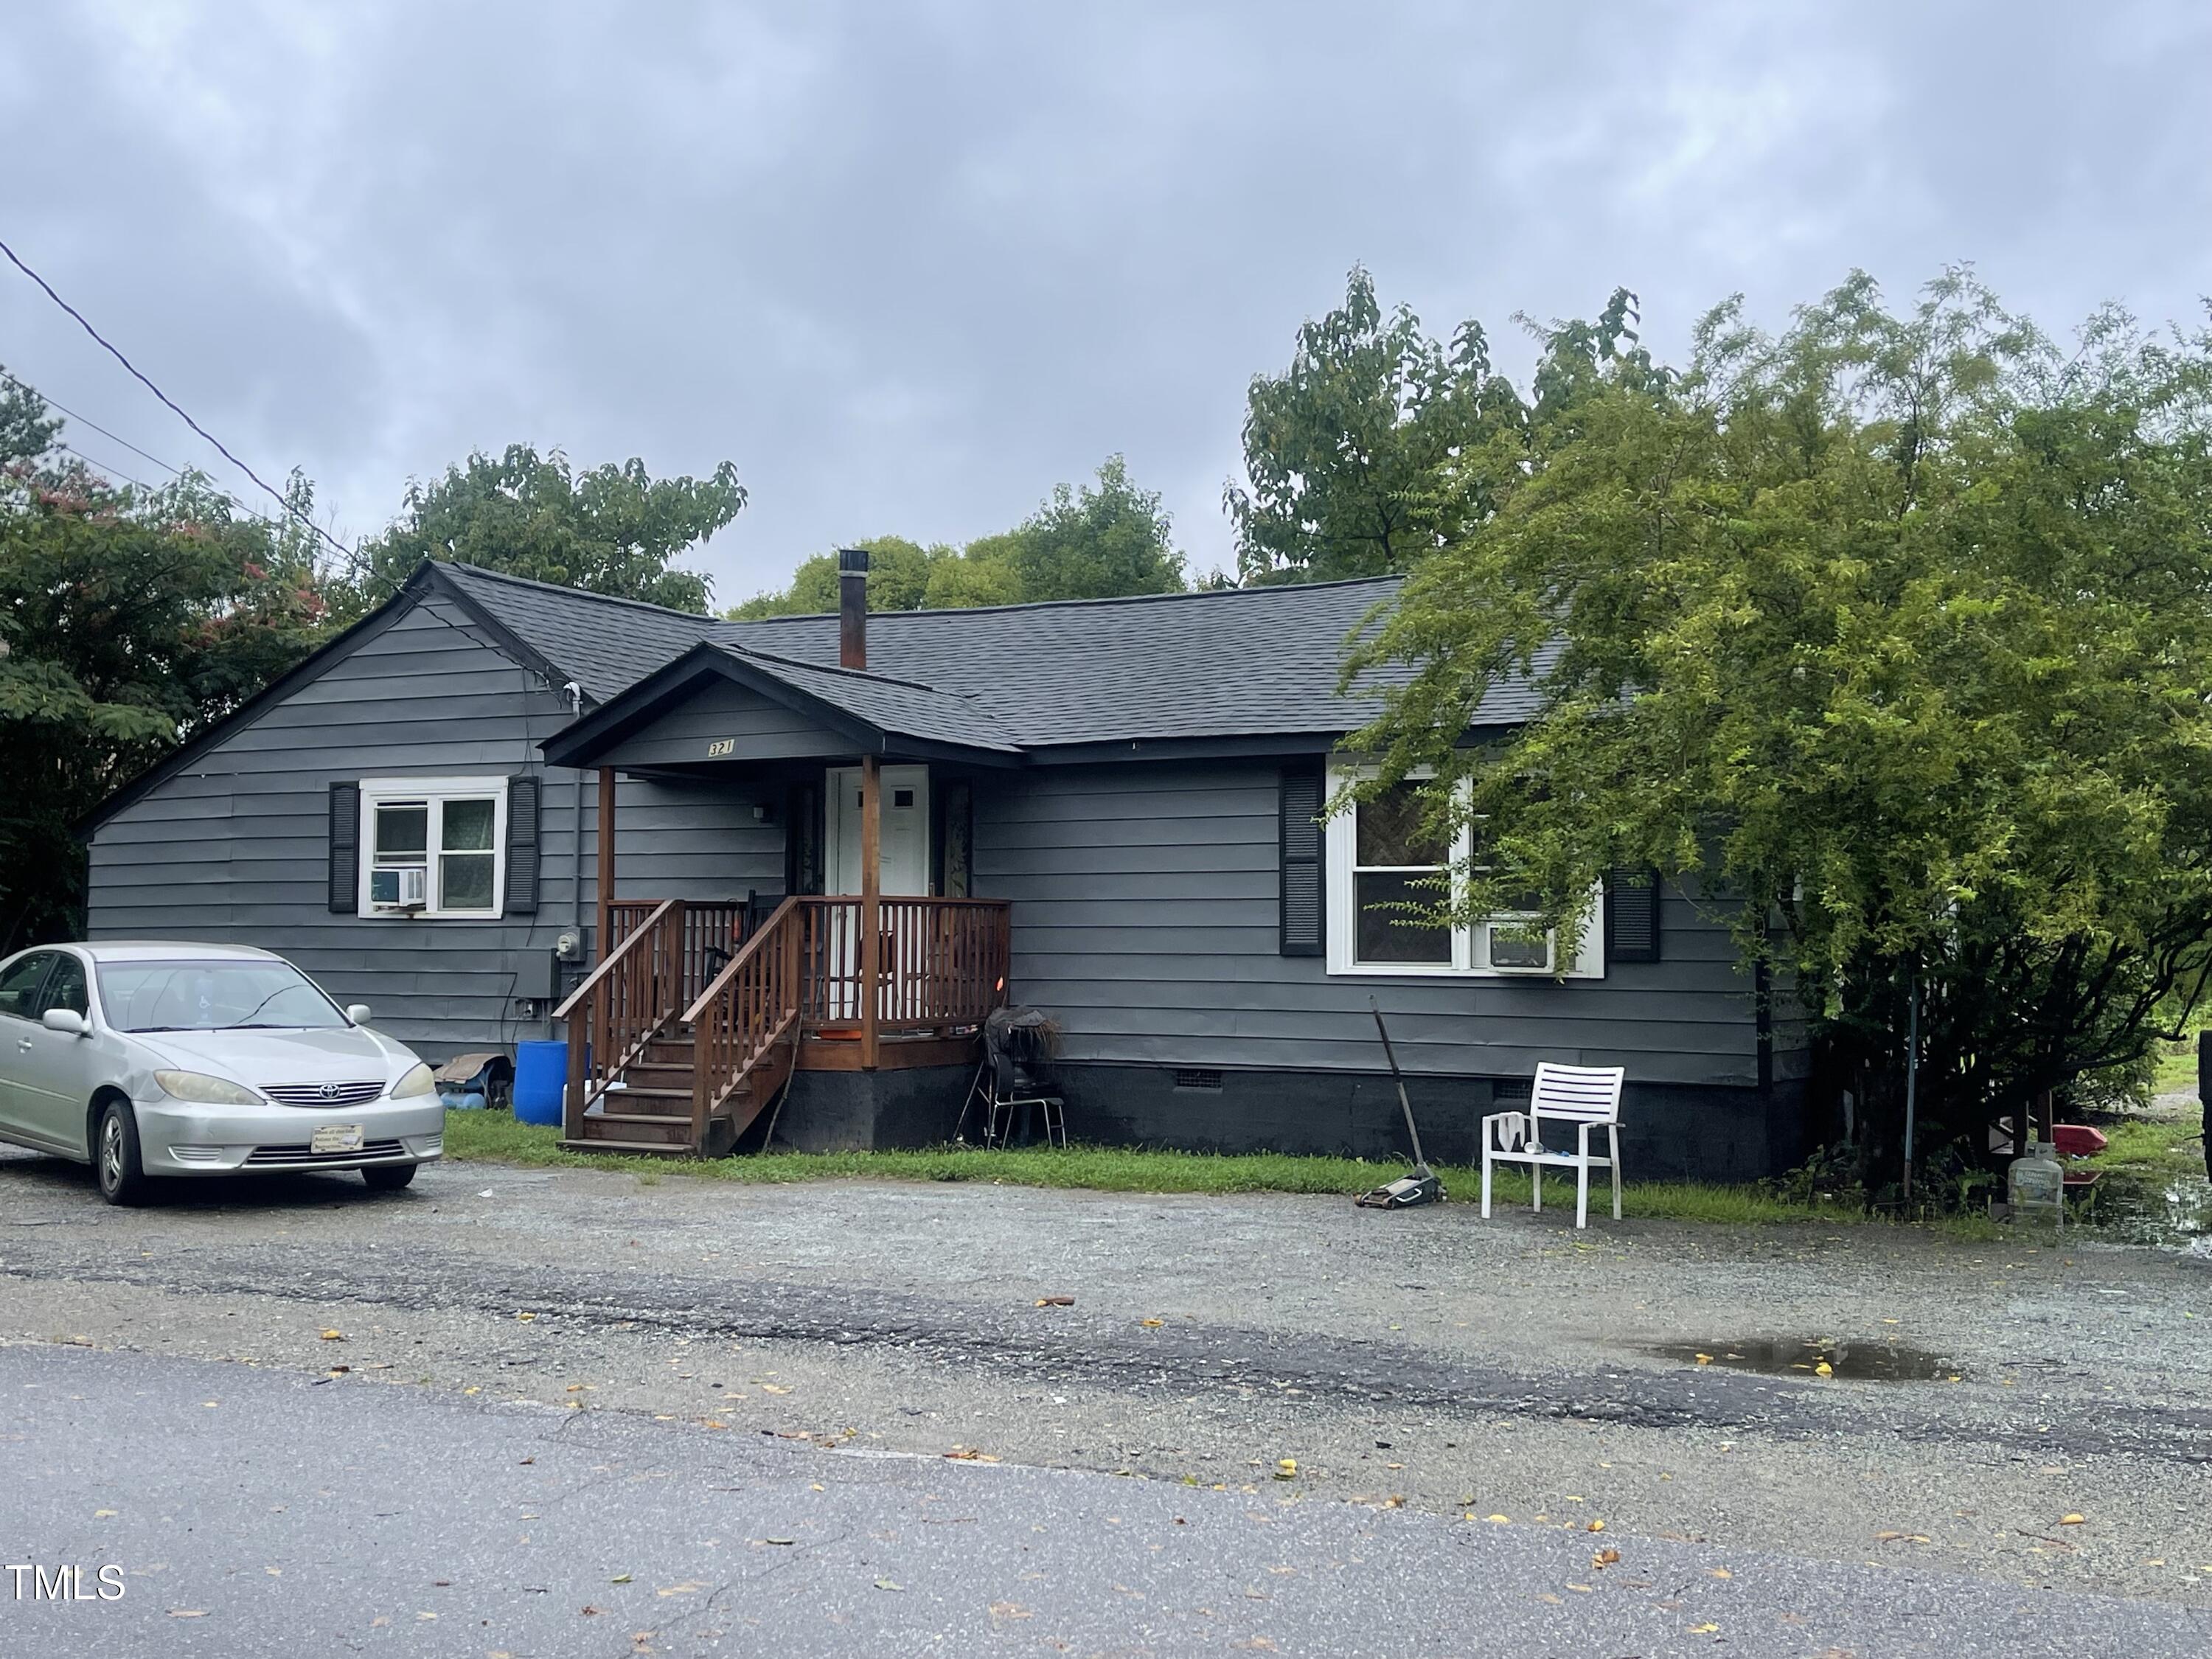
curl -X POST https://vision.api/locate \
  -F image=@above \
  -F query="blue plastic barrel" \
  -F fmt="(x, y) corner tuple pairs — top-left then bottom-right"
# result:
(512, 1040), (568, 1126)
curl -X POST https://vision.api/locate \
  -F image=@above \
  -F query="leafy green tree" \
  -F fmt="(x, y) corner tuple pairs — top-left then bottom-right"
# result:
(725, 552), (838, 619)
(0, 369), (60, 462)
(726, 535), (954, 620)
(726, 458), (1183, 616)
(919, 535), (1023, 608)
(1345, 271), (2212, 1179)
(1009, 456), (1186, 606)
(346, 444), (742, 615)
(0, 381), (327, 948)
(1227, 265), (1530, 584)
(1006, 456), (1183, 602)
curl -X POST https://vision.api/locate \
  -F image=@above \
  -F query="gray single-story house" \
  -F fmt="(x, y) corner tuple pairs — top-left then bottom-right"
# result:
(81, 554), (1809, 1178)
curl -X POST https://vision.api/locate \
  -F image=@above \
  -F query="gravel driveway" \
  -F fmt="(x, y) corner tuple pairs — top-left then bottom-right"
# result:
(3, 1144), (2208, 1610)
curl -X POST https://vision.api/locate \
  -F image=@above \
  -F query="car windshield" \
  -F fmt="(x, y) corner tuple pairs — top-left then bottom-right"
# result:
(95, 959), (348, 1033)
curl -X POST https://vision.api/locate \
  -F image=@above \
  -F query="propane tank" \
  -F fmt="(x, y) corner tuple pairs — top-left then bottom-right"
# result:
(2007, 1141), (2065, 1228)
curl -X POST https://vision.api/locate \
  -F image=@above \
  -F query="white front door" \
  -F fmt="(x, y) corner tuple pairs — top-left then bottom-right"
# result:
(823, 765), (929, 1024)
(827, 765), (931, 897)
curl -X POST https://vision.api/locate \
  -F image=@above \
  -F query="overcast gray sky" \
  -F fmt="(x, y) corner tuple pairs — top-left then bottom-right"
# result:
(4, 1), (2208, 605)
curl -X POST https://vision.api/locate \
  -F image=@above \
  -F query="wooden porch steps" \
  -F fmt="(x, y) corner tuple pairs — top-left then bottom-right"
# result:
(562, 1033), (787, 1158)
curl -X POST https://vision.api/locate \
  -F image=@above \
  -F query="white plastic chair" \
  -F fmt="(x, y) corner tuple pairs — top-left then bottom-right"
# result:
(1480, 1062), (1626, 1228)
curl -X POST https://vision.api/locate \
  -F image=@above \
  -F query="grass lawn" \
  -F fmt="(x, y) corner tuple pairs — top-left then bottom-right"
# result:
(2151, 1034), (2203, 1096)
(2089, 1111), (2206, 1181)
(440, 1110), (1951, 1230)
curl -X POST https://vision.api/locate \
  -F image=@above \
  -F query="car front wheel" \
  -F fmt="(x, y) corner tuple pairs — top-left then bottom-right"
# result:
(362, 1162), (417, 1192)
(94, 1099), (149, 1206)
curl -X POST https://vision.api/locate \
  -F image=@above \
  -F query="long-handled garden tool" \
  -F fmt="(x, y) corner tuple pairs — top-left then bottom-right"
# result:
(1355, 999), (1444, 1208)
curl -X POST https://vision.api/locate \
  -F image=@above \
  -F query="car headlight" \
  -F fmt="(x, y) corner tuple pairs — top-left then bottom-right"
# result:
(153, 1070), (265, 1107)
(391, 1062), (436, 1099)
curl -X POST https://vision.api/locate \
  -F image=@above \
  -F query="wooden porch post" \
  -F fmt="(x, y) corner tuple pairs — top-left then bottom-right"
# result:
(568, 766), (619, 1144)
(595, 766), (616, 958)
(860, 753), (880, 1070)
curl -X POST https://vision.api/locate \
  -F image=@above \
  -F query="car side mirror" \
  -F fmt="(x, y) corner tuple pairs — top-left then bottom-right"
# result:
(41, 1008), (88, 1037)
(346, 1004), (373, 1026)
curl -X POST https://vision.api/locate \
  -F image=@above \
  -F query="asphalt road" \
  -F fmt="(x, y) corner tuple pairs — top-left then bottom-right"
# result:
(6, 1341), (2209, 1658)
(2, 1144), (2211, 1653)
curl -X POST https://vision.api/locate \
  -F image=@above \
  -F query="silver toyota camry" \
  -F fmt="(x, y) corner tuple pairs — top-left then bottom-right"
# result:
(0, 941), (443, 1205)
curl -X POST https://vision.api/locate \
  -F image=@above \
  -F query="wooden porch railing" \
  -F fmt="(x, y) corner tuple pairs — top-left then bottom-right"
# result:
(795, 896), (1011, 1032)
(552, 897), (691, 1138)
(605, 897), (757, 1008)
(683, 895), (1010, 1139)
(682, 897), (806, 1146)
(570, 894), (1011, 1152)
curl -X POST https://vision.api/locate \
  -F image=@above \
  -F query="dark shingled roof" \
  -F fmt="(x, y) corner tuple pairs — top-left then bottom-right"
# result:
(435, 561), (1549, 754)
(436, 563), (717, 701)
(714, 644), (1024, 754)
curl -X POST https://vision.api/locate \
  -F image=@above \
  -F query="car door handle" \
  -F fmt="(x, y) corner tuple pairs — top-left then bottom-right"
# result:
(14, 1039), (29, 1051)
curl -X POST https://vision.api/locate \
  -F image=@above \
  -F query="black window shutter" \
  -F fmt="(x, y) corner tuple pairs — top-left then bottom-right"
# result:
(327, 782), (361, 913)
(1279, 765), (1326, 958)
(1604, 868), (1661, 963)
(504, 774), (542, 915)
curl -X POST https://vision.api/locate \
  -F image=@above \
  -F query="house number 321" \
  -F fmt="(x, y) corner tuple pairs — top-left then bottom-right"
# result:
(706, 738), (734, 758)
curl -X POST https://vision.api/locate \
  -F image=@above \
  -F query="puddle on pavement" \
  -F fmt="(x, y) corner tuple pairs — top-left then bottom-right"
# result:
(2081, 1172), (2212, 1250)
(1646, 1337), (1964, 1382)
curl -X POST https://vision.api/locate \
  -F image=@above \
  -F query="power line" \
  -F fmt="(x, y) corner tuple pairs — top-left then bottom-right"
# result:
(4, 366), (291, 534)
(0, 235), (354, 563)
(46, 438), (293, 540)
(51, 440), (164, 497)
(1, 366), (189, 480)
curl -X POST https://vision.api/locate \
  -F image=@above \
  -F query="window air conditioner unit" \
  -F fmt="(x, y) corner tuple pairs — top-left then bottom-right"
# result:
(369, 866), (428, 912)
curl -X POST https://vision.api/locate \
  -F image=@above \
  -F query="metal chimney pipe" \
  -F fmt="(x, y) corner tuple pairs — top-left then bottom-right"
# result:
(838, 546), (869, 670)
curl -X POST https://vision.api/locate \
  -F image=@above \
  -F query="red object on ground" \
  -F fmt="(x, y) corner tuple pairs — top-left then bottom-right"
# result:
(2051, 1124), (2109, 1158)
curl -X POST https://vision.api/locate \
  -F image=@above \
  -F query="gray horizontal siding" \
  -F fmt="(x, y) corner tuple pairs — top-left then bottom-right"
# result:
(611, 775), (785, 902)
(593, 677), (855, 768)
(973, 759), (1763, 1087)
(86, 597), (1778, 1093)
(86, 594), (782, 1059)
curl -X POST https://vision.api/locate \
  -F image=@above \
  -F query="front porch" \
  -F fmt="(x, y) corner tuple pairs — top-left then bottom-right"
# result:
(536, 590), (1032, 1155)
(551, 757), (1012, 1156)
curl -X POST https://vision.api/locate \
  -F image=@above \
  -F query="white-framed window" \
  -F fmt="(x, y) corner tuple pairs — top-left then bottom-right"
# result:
(358, 776), (507, 919)
(1324, 767), (1602, 978)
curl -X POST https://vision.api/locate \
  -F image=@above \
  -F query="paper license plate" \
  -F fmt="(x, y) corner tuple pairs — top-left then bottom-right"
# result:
(310, 1124), (365, 1155)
